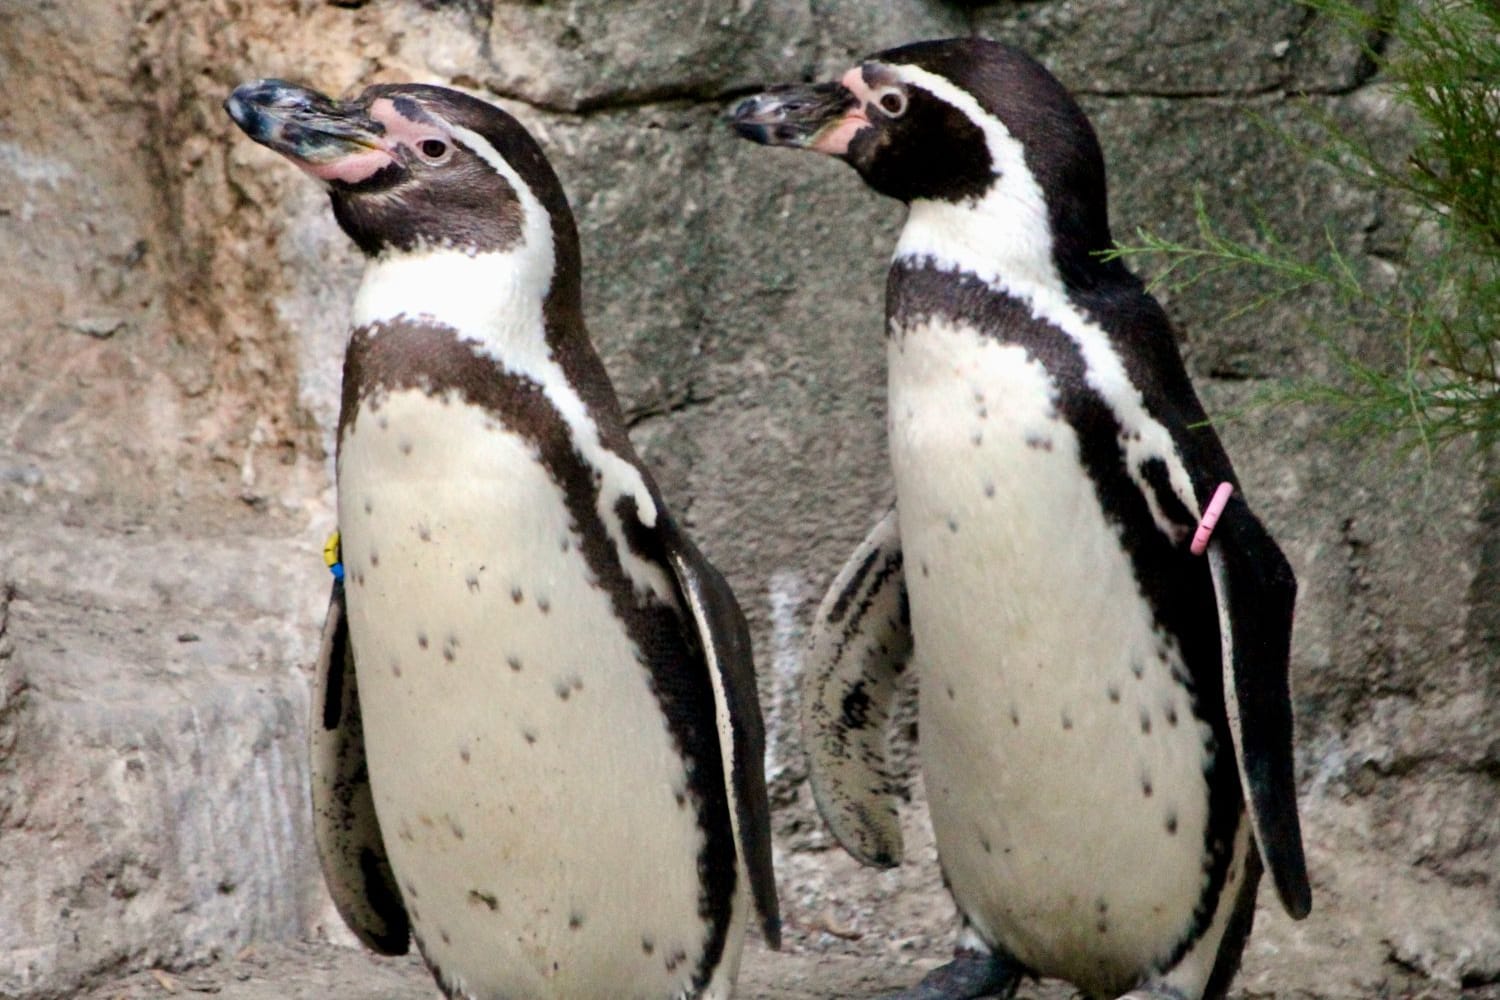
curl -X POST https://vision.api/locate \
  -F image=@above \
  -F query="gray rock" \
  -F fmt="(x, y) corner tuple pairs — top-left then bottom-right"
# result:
(483, 0), (816, 111)
(810, 1), (970, 75)
(972, 0), (1383, 96)
(0, 524), (328, 998)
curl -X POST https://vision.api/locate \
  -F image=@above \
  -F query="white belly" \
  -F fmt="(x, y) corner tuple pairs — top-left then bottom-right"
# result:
(889, 318), (1214, 993)
(338, 388), (717, 1000)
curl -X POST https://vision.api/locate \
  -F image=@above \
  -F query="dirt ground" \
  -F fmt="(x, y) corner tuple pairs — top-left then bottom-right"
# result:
(74, 941), (953, 1000)
(72, 938), (1500, 1000)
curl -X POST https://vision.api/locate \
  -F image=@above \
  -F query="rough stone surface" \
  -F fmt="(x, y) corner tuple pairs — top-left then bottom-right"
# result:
(0, 518), (330, 996)
(970, 0), (1384, 96)
(1, 0), (1496, 998)
(483, 1), (816, 111)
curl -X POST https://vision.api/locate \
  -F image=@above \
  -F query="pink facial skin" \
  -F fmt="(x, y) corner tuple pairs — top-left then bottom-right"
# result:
(808, 66), (878, 156)
(298, 98), (452, 184)
(303, 147), (396, 184)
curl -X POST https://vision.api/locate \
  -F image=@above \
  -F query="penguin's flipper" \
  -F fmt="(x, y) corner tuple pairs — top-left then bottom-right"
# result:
(1206, 496), (1311, 920)
(659, 519), (782, 949)
(801, 506), (912, 869)
(310, 580), (411, 954)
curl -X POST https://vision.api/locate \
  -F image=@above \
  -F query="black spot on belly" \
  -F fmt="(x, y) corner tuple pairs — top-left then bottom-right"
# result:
(465, 573), (480, 593)
(439, 928), (450, 945)
(416, 631), (428, 650)
(979, 834), (992, 854)
(537, 596), (551, 614)
(971, 430), (983, 446)
(468, 889), (498, 911)
(554, 680), (571, 701)
(1106, 683), (1120, 703)
(1024, 432), (1054, 451)
(459, 744), (471, 763)
(507, 655), (522, 672)
(642, 936), (655, 955)
(947, 518), (959, 533)
(1165, 703), (1179, 726)
(945, 683), (955, 700)
(983, 482), (996, 498)
(370, 549), (380, 568)
(1166, 811), (1179, 835)
(511, 585), (523, 604)
(399, 439), (413, 456)
(404, 881), (419, 899)
(1142, 775), (1154, 798)
(363, 498), (373, 514)
(1139, 708), (1153, 734)
(665, 948), (688, 973)
(447, 816), (465, 839)
(417, 523), (431, 542)
(1131, 661), (1144, 679)
(560, 536), (571, 553)
(1060, 710), (1073, 730)
(1009, 705), (1020, 726)
(391, 661), (402, 678)
(569, 911), (584, 930)
(522, 728), (537, 744)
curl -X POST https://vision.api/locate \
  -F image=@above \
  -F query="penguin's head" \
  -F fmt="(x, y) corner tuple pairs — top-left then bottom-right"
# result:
(729, 38), (1114, 282)
(226, 80), (572, 261)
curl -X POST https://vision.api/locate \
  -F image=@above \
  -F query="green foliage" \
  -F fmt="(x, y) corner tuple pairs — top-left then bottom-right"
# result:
(1109, 0), (1500, 455)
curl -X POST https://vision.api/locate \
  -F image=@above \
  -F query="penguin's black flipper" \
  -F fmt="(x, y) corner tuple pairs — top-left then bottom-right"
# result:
(1206, 497), (1312, 920)
(659, 518), (782, 949)
(310, 580), (411, 954)
(801, 507), (913, 869)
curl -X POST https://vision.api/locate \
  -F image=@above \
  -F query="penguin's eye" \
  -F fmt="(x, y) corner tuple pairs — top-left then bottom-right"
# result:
(876, 89), (908, 118)
(416, 138), (452, 163)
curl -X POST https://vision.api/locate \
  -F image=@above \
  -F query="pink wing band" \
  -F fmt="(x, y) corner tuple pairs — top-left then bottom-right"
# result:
(1190, 482), (1234, 556)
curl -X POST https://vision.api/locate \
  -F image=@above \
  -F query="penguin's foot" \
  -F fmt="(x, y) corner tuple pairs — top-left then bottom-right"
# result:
(875, 948), (1022, 1000)
(1117, 986), (1190, 1000)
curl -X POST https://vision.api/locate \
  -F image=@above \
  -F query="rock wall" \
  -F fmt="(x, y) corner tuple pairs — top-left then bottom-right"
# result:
(0, 0), (1495, 997)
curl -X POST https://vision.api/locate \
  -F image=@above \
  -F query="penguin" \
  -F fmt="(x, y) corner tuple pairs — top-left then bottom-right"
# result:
(728, 38), (1308, 1000)
(225, 79), (779, 1000)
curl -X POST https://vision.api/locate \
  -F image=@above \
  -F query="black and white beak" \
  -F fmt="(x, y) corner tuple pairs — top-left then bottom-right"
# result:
(225, 79), (397, 184)
(727, 80), (869, 156)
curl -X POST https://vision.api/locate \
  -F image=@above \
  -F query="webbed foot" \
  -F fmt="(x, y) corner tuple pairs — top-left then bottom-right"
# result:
(875, 948), (1022, 1000)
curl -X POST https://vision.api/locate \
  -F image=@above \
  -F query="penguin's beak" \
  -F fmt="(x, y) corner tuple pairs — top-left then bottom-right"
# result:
(726, 82), (868, 157)
(225, 79), (396, 184)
